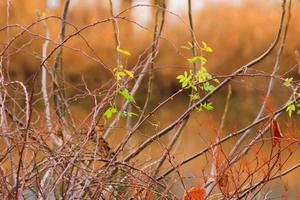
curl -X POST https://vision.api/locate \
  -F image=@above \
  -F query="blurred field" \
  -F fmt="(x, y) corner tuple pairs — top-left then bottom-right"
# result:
(1, 0), (300, 198)
(1, 0), (299, 126)
(1, 1), (300, 84)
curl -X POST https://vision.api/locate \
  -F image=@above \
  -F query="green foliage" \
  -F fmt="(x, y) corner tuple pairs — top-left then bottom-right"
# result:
(177, 67), (216, 93)
(283, 77), (293, 87)
(113, 65), (134, 81)
(198, 69), (216, 91)
(285, 93), (300, 117)
(197, 102), (214, 111)
(176, 71), (194, 89)
(286, 103), (295, 117)
(189, 93), (200, 101)
(283, 78), (300, 117)
(104, 106), (117, 119)
(121, 111), (138, 117)
(109, 64), (136, 120)
(119, 88), (136, 104)
(187, 56), (207, 64)
(203, 82), (216, 92)
(104, 87), (137, 120)
(181, 41), (213, 53)
(177, 41), (217, 109)
(196, 67), (212, 83)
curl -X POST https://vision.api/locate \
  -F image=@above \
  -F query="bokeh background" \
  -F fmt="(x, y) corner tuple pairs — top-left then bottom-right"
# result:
(1, 0), (300, 198)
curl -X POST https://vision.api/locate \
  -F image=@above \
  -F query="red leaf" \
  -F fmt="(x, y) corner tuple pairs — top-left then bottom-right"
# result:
(272, 119), (283, 146)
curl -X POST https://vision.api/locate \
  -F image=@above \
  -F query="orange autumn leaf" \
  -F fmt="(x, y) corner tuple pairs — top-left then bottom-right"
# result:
(183, 187), (205, 200)
(272, 119), (283, 146)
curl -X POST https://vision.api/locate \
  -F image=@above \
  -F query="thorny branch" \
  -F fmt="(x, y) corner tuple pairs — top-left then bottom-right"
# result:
(0, 0), (299, 199)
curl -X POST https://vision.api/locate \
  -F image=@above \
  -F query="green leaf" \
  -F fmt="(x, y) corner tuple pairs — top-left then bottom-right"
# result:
(286, 101), (296, 117)
(122, 111), (138, 117)
(104, 106), (117, 119)
(197, 102), (214, 111)
(196, 67), (212, 82)
(189, 93), (200, 101)
(283, 77), (293, 87)
(203, 82), (216, 92)
(202, 102), (214, 110)
(201, 41), (213, 53)
(117, 46), (131, 57)
(187, 56), (207, 64)
(120, 89), (136, 104)
(176, 71), (193, 89)
(190, 84), (197, 91)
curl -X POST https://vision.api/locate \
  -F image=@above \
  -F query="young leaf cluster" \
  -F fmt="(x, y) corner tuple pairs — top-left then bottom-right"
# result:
(113, 65), (134, 81)
(104, 106), (117, 119)
(286, 99), (300, 117)
(196, 102), (214, 111)
(104, 48), (137, 120)
(283, 77), (293, 87)
(283, 77), (300, 117)
(177, 41), (217, 111)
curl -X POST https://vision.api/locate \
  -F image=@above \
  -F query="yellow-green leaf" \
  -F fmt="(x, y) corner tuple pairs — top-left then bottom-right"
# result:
(213, 79), (220, 84)
(188, 56), (207, 64)
(115, 71), (126, 80)
(117, 46), (131, 57)
(120, 89), (136, 104)
(180, 45), (191, 50)
(124, 69), (134, 78)
(104, 106), (117, 119)
(283, 77), (293, 87)
(201, 41), (213, 53)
